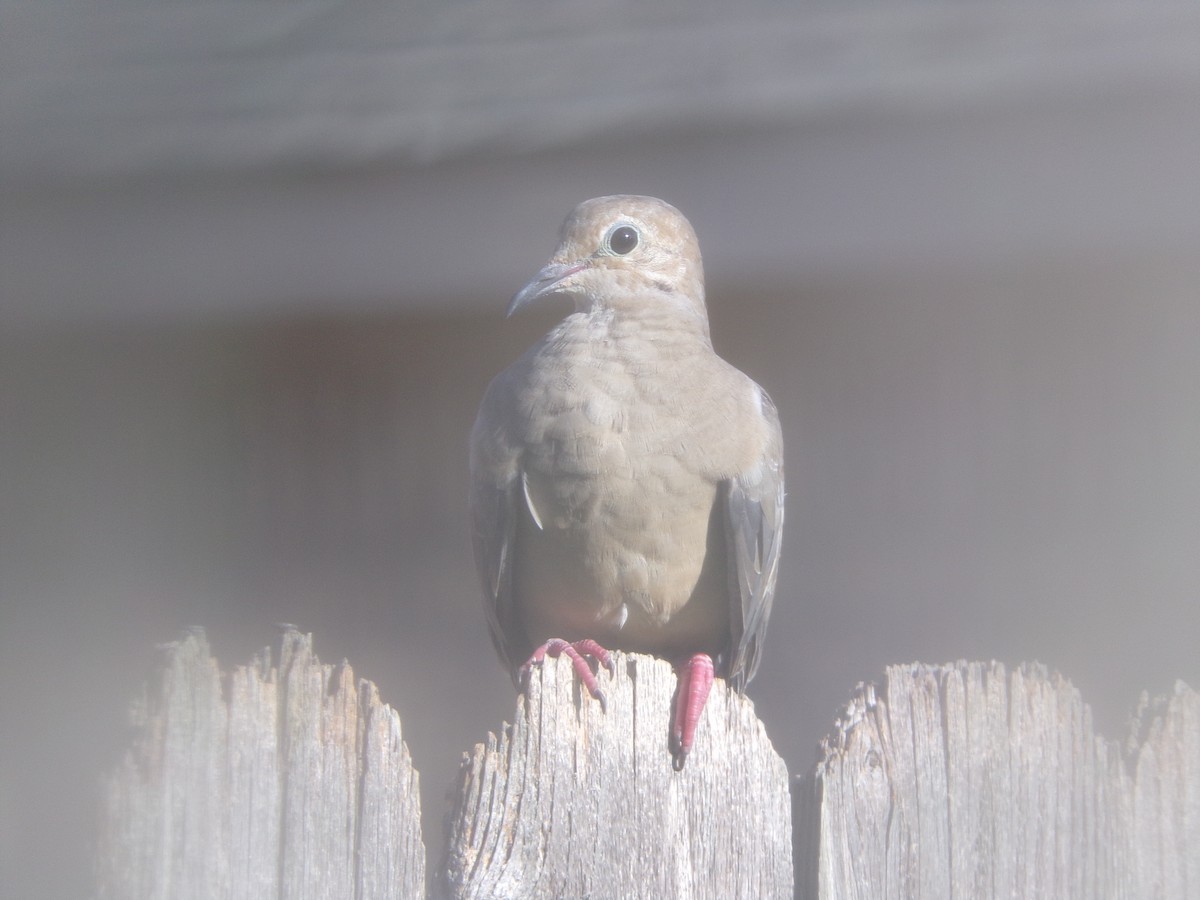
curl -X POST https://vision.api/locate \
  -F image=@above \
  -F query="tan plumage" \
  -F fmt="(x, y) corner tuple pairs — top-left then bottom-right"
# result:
(470, 195), (784, 710)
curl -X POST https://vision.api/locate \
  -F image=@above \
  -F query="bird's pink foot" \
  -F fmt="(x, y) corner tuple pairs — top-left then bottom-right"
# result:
(671, 653), (715, 769)
(521, 638), (615, 711)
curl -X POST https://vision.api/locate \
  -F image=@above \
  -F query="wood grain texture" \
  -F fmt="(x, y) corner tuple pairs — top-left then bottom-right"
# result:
(798, 661), (1199, 900)
(95, 628), (424, 900)
(439, 652), (793, 900)
(95, 635), (1197, 898)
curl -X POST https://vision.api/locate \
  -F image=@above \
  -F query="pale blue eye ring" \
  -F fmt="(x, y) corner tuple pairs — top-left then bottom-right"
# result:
(606, 224), (640, 255)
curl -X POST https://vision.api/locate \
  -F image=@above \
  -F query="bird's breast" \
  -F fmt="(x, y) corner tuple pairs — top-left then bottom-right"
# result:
(512, 339), (727, 648)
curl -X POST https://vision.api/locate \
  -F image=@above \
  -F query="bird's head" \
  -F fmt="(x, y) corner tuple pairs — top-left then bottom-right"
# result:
(507, 195), (708, 328)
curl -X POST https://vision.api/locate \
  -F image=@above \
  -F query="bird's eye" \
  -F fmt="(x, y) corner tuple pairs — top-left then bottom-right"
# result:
(606, 225), (640, 255)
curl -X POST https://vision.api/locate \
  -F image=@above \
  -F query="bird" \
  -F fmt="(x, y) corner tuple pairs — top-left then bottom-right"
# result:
(469, 195), (784, 767)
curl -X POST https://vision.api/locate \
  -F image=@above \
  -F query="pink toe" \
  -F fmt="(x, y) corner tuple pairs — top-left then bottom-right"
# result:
(672, 653), (715, 768)
(520, 638), (613, 710)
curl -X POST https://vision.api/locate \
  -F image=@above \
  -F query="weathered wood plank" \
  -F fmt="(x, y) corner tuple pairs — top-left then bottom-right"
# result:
(439, 652), (793, 899)
(95, 628), (424, 900)
(1128, 681), (1200, 898)
(96, 633), (1196, 899)
(800, 661), (1199, 900)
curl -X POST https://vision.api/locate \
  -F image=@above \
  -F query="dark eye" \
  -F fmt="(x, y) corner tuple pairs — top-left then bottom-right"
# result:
(607, 225), (639, 255)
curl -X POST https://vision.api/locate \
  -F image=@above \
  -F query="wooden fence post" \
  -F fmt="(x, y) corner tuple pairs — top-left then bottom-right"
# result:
(796, 661), (1199, 900)
(94, 628), (425, 900)
(439, 651), (794, 899)
(95, 634), (1198, 899)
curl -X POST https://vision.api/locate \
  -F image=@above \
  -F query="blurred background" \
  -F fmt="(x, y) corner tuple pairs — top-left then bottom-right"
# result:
(3, 2), (1200, 895)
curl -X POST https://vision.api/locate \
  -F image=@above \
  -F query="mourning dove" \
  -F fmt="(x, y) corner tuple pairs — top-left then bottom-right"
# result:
(469, 195), (784, 766)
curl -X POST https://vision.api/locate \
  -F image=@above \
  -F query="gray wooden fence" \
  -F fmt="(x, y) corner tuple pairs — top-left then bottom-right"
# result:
(95, 629), (1198, 899)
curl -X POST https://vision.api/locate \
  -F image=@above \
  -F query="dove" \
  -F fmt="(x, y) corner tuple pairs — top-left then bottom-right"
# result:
(469, 195), (784, 766)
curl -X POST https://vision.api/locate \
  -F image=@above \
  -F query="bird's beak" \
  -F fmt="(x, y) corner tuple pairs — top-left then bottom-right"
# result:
(506, 262), (587, 317)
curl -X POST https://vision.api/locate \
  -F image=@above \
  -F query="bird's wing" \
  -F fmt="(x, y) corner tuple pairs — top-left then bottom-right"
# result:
(723, 388), (786, 693)
(468, 384), (524, 675)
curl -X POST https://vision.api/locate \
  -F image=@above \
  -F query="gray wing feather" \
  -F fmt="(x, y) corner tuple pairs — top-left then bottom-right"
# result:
(468, 386), (525, 677)
(470, 477), (520, 672)
(723, 390), (785, 693)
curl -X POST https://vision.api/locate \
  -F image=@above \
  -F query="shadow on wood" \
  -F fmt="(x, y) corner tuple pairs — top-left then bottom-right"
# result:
(439, 651), (794, 899)
(94, 628), (425, 900)
(795, 661), (1199, 900)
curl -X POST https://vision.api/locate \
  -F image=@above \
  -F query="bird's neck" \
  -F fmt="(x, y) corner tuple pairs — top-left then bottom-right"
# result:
(574, 301), (713, 350)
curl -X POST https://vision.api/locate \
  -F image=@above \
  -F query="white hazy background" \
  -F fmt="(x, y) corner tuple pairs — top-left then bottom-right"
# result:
(3, 3), (1200, 896)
